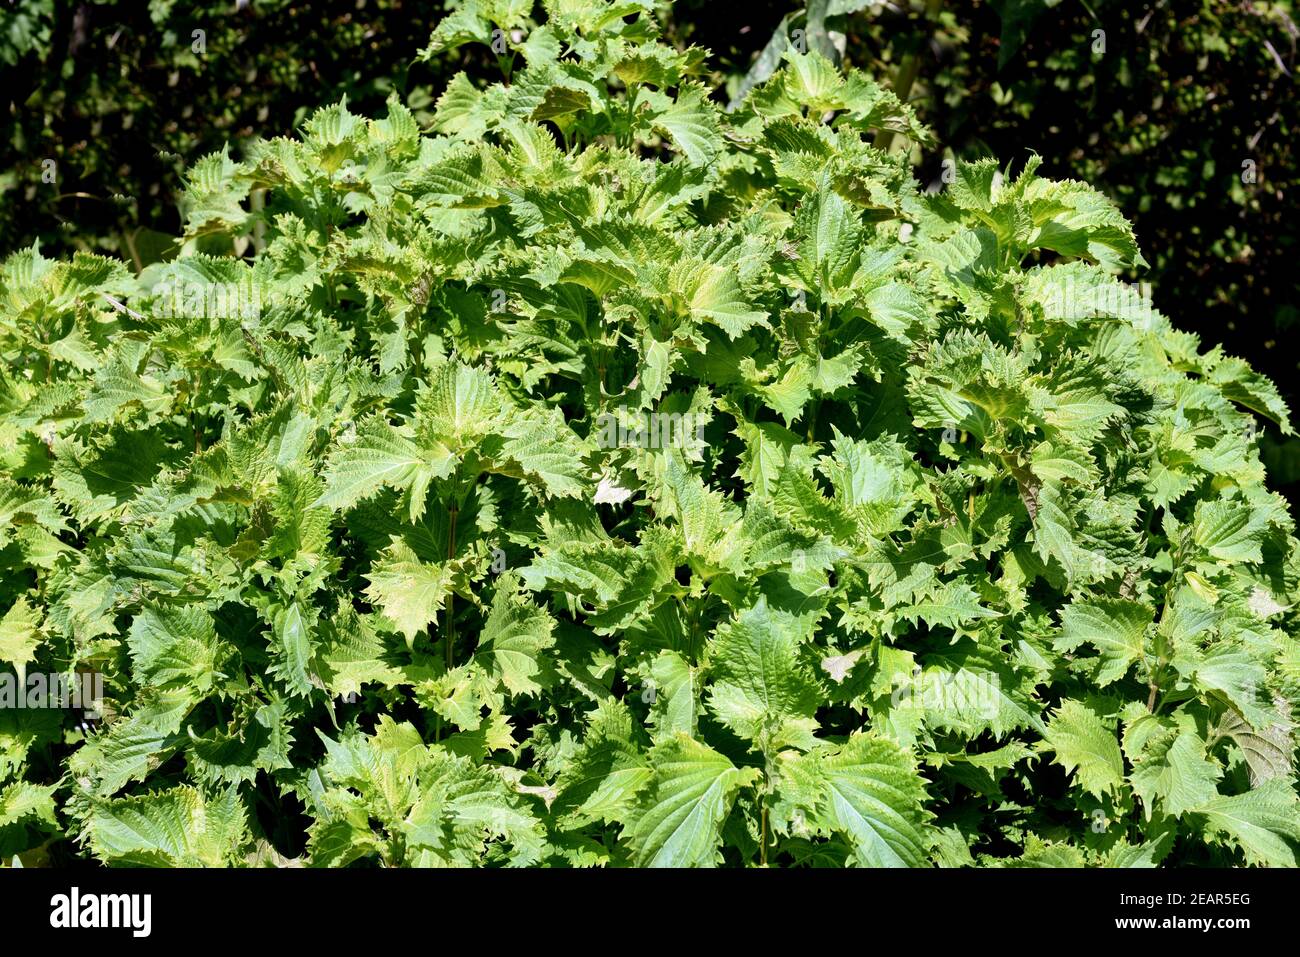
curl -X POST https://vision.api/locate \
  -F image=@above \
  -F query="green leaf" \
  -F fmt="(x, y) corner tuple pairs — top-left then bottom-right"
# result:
(648, 83), (721, 167)
(624, 734), (761, 867)
(269, 601), (319, 698)
(1193, 780), (1300, 867)
(1056, 599), (1152, 686)
(706, 597), (822, 751)
(1214, 703), (1294, 787)
(474, 575), (557, 696)
(0, 781), (57, 831)
(127, 604), (224, 695)
(416, 361), (503, 450)
(364, 543), (455, 648)
(553, 699), (652, 827)
(87, 786), (249, 867)
(786, 732), (934, 867)
(0, 597), (42, 684)
(1042, 700), (1124, 798)
(1192, 498), (1268, 564)
(1128, 724), (1221, 819)
(680, 261), (768, 339)
(316, 418), (453, 521)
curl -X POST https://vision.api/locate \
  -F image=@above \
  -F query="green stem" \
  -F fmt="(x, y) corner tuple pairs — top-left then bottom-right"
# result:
(444, 501), (459, 672)
(873, 0), (943, 153)
(435, 500), (459, 744)
(1146, 534), (1181, 712)
(625, 82), (639, 150)
(805, 397), (820, 443)
(687, 599), (698, 664)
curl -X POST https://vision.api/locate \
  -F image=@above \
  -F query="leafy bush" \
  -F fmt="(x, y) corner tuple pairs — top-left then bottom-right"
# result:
(10, 0), (1300, 500)
(684, 0), (1300, 499)
(1, 0), (1298, 867)
(893, 0), (1300, 499)
(0, 0), (449, 260)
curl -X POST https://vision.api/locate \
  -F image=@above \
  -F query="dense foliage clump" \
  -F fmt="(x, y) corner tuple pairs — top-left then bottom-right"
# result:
(1, 0), (1297, 867)
(1, 0), (450, 260)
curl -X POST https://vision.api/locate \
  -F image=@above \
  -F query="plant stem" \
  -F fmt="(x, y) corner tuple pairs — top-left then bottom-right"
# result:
(435, 499), (459, 744)
(873, 0), (943, 152)
(687, 597), (699, 663)
(446, 501), (458, 672)
(805, 397), (820, 442)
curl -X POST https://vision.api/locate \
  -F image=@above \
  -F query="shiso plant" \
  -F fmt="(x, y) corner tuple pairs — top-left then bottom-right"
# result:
(0, 0), (1297, 868)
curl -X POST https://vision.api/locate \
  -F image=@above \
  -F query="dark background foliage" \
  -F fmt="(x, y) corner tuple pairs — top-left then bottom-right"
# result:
(3, 0), (1298, 488)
